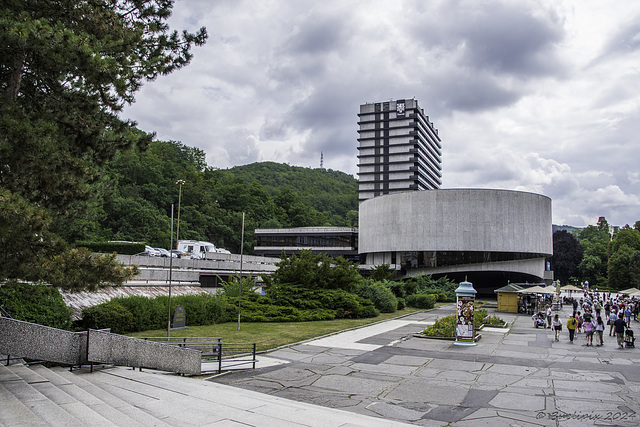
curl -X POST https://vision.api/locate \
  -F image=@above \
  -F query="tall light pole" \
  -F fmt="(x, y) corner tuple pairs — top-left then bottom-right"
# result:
(167, 204), (174, 338)
(175, 180), (185, 249)
(237, 212), (245, 331)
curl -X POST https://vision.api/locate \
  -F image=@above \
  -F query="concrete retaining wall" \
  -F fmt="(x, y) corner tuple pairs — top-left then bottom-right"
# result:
(0, 317), (88, 365)
(0, 317), (201, 375)
(87, 330), (201, 375)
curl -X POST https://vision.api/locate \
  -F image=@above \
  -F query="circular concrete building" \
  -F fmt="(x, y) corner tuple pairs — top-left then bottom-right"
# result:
(358, 189), (553, 293)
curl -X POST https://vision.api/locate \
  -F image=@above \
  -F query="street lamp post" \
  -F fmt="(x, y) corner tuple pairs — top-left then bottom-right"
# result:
(175, 180), (185, 249)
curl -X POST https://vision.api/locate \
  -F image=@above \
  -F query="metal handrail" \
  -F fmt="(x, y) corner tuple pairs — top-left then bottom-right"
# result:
(136, 337), (256, 373)
(0, 306), (13, 318)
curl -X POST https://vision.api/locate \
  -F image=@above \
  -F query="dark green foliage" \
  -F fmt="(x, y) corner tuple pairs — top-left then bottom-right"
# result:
(396, 298), (406, 310)
(227, 162), (358, 225)
(81, 293), (229, 334)
(1, 1), (205, 289)
(107, 296), (166, 332)
(552, 230), (583, 284)
(406, 294), (436, 309)
(424, 315), (456, 337)
(423, 309), (502, 338)
(404, 275), (457, 302)
(228, 294), (338, 323)
(265, 284), (379, 319)
(265, 250), (362, 292)
(76, 241), (145, 255)
(385, 280), (406, 298)
(0, 282), (73, 330)
(355, 280), (397, 313)
(369, 264), (397, 282)
(82, 302), (135, 335)
(95, 149), (359, 252)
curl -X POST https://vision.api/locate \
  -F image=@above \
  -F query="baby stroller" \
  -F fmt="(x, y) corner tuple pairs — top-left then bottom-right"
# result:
(532, 313), (546, 328)
(625, 329), (635, 348)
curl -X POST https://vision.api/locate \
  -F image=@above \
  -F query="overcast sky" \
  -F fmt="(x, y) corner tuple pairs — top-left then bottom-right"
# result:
(123, 0), (640, 228)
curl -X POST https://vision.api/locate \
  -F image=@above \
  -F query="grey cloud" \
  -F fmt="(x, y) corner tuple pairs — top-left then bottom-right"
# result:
(283, 13), (350, 55)
(596, 16), (640, 60)
(410, 1), (565, 77)
(429, 71), (522, 112)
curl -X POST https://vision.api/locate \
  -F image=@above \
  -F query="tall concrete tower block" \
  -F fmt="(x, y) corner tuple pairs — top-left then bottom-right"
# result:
(357, 99), (442, 201)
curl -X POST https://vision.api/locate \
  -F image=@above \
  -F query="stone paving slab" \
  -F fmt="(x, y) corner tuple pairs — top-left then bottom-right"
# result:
(213, 304), (640, 426)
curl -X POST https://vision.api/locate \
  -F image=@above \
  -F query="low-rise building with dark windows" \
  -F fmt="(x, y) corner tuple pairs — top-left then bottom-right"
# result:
(253, 227), (359, 261)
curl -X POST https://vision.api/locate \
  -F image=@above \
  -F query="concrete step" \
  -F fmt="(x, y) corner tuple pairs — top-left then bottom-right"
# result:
(9, 363), (115, 426)
(0, 363), (88, 426)
(31, 365), (149, 427)
(76, 365), (413, 427)
(49, 366), (172, 427)
(0, 380), (48, 426)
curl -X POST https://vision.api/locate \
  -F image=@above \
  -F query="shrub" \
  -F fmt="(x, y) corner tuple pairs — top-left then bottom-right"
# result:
(355, 281), (397, 313)
(423, 316), (456, 337)
(406, 293), (436, 309)
(396, 297), (406, 310)
(171, 294), (229, 326)
(483, 314), (506, 326)
(385, 280), (406, 298)
(0, 281), (73, 330)
(81, 293), (229, 333)
(403, 274), (457, 302)
(82, 302), (135, 334)
(109, 295), (166, 331)
(266, 284), (379, 319)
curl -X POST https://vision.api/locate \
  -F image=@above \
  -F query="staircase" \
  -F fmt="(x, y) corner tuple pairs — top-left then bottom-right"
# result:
(0, 361), (412, 427)
(0, 362), (173, 426)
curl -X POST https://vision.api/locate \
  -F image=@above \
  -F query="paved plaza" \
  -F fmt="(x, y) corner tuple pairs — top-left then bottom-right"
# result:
(212, 302), (640, 426)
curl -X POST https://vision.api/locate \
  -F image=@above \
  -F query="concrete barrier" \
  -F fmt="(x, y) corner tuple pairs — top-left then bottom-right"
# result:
(87, 329), (201, 375)
(0, 317), (88, 365)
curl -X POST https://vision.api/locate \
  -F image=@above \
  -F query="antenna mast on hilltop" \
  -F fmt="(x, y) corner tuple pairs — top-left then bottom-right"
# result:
(320, 151), (324, 169)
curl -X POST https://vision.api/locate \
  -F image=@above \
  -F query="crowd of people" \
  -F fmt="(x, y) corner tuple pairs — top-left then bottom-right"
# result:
(536, 291), (637, 349)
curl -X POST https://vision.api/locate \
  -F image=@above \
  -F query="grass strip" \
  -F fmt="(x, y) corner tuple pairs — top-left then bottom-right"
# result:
(129, 307), (429, 352)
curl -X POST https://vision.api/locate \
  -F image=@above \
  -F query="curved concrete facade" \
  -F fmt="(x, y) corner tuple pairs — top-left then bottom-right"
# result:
(358, 189), (553, 288)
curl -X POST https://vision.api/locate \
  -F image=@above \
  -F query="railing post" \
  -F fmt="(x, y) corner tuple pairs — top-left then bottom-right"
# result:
(217, 342), (223, 374)
(252, 343), (256, 369)
(87, 330), (93, 372)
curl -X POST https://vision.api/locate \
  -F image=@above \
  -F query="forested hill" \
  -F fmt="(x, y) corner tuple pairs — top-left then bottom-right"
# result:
(228, 162), (358, 220)
(69, 140), (358, 254)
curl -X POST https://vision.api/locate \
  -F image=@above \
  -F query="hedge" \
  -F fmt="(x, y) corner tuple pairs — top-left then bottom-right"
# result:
(406, 293), (436, 309)
(81, 293), (229, 333)
(75, 241), (146, 255)
(0, 282), (73, 330)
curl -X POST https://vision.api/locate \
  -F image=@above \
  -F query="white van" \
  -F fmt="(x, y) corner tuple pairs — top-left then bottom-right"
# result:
(177, 240), (217, 259)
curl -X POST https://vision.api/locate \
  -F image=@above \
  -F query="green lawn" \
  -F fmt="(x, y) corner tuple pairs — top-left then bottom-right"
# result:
(128, 308), (429, 352)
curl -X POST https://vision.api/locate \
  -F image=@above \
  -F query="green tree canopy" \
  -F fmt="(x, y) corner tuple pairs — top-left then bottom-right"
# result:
(0, 1), (206, 289)
(551, 230), (583, 284)
(264, 250), (362, 293)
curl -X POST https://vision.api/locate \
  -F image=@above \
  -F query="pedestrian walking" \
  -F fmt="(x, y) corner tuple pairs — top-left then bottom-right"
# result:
(609, 311), (618, 336)
(552, 314), (562, 341)
(567, 314), (577, 343)
(614, 315), (627, 349)
(595, 316), (605, 346)
(583, 316), (595, 346)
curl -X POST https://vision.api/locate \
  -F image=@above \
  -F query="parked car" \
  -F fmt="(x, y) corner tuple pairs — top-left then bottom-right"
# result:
(171, 250), (189, 258)
(155, 248), (177, 258)
(145, 245), (162, 257)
